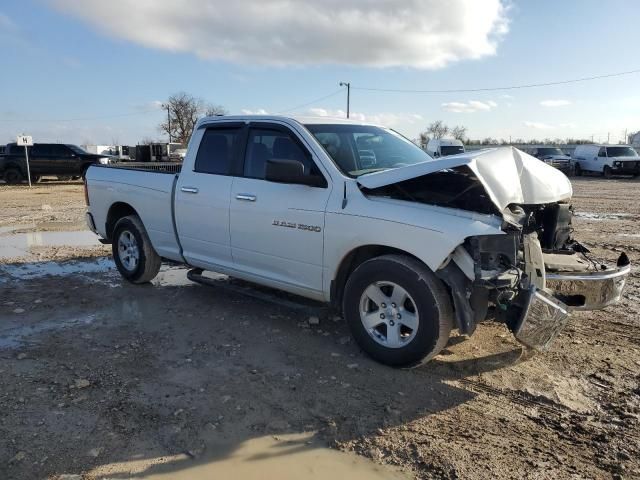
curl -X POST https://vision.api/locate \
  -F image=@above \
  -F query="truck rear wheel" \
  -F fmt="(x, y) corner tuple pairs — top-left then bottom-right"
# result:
(112, 215), (161, 284)
(343, 254), (453, 367)
(4, 168), (23, 184)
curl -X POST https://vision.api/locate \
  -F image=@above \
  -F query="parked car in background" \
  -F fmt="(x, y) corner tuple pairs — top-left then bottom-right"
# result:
(527, 147), (573, 174)
(425, 138), (465, 158)
(0, 143), (113, 184)
(84, 115), (630, 367)
(572, 144), (640, 177)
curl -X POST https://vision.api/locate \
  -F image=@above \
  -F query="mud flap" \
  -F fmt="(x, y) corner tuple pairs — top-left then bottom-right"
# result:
(513, 287), (569, 351)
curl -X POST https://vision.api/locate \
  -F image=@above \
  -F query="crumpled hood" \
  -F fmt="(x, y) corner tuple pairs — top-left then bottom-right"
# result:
(357, 147), (573, 212)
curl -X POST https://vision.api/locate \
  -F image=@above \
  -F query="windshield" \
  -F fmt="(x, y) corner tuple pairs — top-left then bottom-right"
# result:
(305, 124), (433, 177)
(440, 145), (465, 156)
(606, 146), (638, 157)
(538, 147), (565, 157)
(66, 144), (87, 154)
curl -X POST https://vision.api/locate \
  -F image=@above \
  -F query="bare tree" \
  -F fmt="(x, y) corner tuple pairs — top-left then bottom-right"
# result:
(451, 125), (467, 142)
(159, 92), (227, 145)
(426, 120), (449, 139)
(418, 131), (430, 148)
(204, 104), (228, 117)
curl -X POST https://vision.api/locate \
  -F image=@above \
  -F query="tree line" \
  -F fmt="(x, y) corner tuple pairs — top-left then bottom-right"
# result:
(417, 120), (596, 147)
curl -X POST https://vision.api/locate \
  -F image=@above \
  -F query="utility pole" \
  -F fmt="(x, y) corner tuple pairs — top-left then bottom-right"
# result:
(339, 82), (350, 118)
(163, 103), (172, 143)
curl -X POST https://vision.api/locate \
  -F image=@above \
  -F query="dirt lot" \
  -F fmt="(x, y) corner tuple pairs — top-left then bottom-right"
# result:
(1, 178), (639, 479)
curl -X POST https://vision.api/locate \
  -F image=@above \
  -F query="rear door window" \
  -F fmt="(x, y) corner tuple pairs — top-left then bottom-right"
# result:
(194, 128), (241, 175)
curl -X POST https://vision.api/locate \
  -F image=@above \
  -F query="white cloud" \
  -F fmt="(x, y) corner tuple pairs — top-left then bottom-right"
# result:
(49, 0), (509, 68)
(306, 108), (423, 127)
(524, 121), (553, 129)
(241, 109), (269, 115)
(0, 13), (17, 31)
(524, 121), (576, 130)
(442, 100), (498, 113)
(540, 99), (571, 107)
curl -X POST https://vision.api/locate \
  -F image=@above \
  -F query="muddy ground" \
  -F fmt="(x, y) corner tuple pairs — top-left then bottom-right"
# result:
(0, 178), (639, 480)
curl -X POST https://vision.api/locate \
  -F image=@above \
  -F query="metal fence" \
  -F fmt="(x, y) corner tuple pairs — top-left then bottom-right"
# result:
(108, 162), (182, 174)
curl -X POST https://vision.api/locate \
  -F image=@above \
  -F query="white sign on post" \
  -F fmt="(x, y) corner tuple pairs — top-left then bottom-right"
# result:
(16, 135), (33, 147)
(16, 135), (34, 187)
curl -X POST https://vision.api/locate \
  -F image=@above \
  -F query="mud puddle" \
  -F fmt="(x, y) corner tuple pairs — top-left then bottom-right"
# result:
(0, 257), (115, 283)
(86, 433), (409, 480)
(0, 313), (96, 349)
(0, 230), (99, 259)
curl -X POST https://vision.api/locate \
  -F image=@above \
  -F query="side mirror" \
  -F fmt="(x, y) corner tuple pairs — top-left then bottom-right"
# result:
(265, 158), (325, 187)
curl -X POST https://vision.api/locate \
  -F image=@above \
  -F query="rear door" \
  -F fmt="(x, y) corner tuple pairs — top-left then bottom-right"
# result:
(174, 123), (246, 270)
(229, 122), (331, 295)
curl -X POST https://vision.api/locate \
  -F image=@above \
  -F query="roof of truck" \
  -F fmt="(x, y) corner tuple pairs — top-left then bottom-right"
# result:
(198, 114), (381, 127)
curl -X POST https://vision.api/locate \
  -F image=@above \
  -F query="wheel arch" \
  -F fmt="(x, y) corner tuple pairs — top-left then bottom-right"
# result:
(330, 244), (425, 309)
(106, 202), (139, 241)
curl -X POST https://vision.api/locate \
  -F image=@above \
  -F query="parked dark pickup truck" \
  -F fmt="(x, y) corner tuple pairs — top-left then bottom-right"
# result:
(0, 143), (113, 183)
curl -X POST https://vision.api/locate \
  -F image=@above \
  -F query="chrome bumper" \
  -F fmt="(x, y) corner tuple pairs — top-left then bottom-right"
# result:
(546, 263), (631, 310)
(513, 287), (570, 351)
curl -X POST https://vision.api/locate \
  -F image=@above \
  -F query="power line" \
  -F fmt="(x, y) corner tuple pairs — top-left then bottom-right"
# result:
(0, 108), (162, 123)
(277, 89), (344, 114)
(352, 68), (640, 94)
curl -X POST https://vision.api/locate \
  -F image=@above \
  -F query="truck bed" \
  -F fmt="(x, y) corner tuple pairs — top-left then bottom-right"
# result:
(85, 165), (182, 261)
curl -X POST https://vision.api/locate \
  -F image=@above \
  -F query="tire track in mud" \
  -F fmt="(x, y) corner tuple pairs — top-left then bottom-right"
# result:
(451, 378), (640, 446)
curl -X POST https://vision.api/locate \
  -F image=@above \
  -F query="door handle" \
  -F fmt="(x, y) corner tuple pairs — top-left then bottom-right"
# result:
(236, 193), (256, 202)
(181, 186), (199, 194)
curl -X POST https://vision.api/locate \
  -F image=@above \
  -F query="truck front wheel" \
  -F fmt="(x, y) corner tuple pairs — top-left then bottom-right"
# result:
(343, 254), (453, 367)
(603, 165), (613, 178)
(112, 215), (161, 284)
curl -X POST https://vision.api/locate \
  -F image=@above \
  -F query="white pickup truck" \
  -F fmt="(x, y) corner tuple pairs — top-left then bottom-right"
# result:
(85, 115), (631, 367)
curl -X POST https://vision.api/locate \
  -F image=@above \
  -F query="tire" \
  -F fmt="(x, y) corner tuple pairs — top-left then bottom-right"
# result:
(342, 254), (453, 367)
(574, 163), (582, 176)
(603, 165), (612, 178)
(4, 168), (23, 184)
(112, 215), (162, 284)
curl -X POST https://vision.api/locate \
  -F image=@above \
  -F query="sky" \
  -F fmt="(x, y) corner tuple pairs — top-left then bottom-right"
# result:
(0, 0), (639, 146)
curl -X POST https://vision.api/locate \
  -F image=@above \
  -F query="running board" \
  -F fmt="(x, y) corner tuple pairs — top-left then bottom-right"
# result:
(186, 268), (327, 314)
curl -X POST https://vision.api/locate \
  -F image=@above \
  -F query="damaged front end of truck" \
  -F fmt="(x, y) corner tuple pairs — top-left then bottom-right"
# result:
(358, 147), (631, 350)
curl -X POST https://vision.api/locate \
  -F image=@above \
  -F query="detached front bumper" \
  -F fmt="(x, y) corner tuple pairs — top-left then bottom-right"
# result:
(547, 262), (631, 310)
(511, 254), (631, 350)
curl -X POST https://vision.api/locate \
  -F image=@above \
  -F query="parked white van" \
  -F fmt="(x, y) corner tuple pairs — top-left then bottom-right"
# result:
(426, 138), (465, 158)
(572, 144), (640, 177)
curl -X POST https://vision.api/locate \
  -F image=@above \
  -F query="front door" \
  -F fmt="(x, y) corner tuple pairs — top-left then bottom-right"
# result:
(229, 123), (331, 295)
(174, 123), (245, 270)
